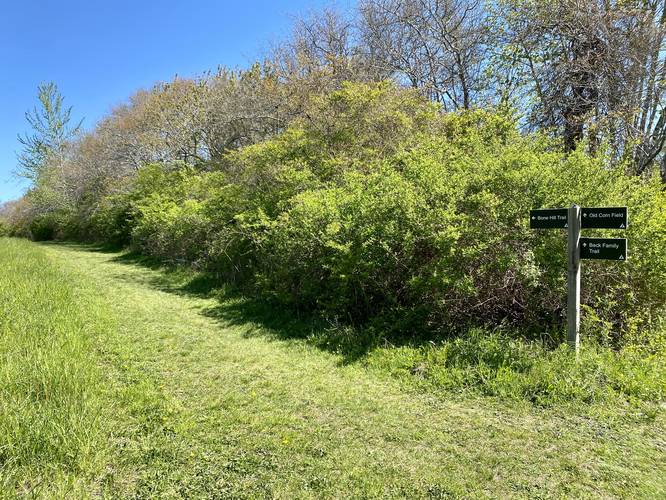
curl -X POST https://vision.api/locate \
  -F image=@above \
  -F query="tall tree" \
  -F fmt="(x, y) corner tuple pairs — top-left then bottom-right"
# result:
(359, 0), (490, 110)
(16, 82), (82, 181)
(496, 0), (666, 178)
(267, 6), (383, 117)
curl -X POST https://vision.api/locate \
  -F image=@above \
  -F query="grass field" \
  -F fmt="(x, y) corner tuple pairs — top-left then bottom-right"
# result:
(0, 238), (664, 497)
(0, 239), (111, 496)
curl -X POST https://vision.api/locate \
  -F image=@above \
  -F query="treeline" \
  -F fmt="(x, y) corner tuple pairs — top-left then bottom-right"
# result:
(2, 0), (666, 346)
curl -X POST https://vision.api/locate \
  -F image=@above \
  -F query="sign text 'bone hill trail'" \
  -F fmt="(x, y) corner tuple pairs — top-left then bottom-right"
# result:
(529, 205), (628, 352)
(530, 208), (568, 229)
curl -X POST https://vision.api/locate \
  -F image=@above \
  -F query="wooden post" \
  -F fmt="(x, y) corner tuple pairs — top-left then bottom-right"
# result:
(567, 204), (581, 353)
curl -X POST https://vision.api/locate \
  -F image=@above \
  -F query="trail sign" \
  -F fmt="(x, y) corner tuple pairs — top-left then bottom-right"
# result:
(580, 237), (627, 261)
(529, 204), (629, 354)
(530, 208), (568, 229)
(581, 207), (628, 229)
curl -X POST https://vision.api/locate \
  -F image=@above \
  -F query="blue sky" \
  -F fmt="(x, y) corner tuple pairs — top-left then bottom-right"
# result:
(0, 0), (348, 203)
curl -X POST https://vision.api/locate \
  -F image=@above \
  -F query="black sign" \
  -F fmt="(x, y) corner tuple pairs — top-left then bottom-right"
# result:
(580, 237), (627, 261)
(530, 208), (568, 229)
(581, 207), (628, 229)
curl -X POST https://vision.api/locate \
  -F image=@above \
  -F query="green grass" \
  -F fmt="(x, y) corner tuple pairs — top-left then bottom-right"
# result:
(1, 238), (665, 497)
(0, 239), (112, 496)
(365, 331), (666, 414)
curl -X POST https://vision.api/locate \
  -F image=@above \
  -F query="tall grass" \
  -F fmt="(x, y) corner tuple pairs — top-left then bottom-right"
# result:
(364, 329), (666, 414)
(0, 238), (110, 496)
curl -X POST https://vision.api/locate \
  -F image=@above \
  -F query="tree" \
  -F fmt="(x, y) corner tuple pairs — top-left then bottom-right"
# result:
(496, 0), (666, 178)
(359, 0), (490, 110)
(16, 82), (82, 181)
(267, 6), (385, 119)
(204, 65), (284, 161)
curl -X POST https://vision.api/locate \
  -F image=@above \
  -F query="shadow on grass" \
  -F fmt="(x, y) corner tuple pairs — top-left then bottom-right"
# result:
(55, 242), (378, 364)
(43, 240), (127, 254)
(201, 298), (380, 364)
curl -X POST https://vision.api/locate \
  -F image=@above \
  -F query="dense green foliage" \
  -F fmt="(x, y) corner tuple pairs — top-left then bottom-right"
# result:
(3, 83), (665, 349)
(53, 82), (663, 348)
(3, 83), (661, 346)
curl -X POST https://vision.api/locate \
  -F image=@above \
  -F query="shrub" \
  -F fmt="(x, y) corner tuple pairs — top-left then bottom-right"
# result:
(29, 213), (60, 241)
(229, 84), (666, 347)
(89, 193), (134, 245)
(35, 81), (665, 348)
(98, 164), (249, 277)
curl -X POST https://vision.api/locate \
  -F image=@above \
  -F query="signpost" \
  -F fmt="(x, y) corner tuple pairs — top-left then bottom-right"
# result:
(530, 205), (628, 353)
(567, 205), (581, 352)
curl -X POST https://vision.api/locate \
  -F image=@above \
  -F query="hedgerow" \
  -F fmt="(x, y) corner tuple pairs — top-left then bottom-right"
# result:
(226, 83), (666, 346)
(15, 82), (666, 348)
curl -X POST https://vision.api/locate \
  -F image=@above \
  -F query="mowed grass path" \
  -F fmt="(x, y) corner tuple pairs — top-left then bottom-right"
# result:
(2, 239), (664, 497)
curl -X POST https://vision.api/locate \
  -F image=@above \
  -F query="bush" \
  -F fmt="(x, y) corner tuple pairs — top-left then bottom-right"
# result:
(89, 194), (134, 245)
(92, 164), (249, 279)
(29, 213), (60, 241)
(228, 83), (666, 347)
(28, 81), (665, 348)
